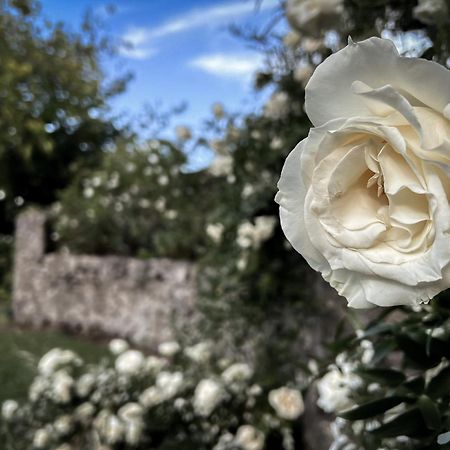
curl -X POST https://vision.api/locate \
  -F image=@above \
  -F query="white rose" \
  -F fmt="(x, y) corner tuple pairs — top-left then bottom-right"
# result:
(235, 425), (265, 450)
(193, 379), (225, 417)
(268, 387), (304, 420)
(413, 0), (449, 25)
(276, 37), (450, 308)
(115, 350), (145, 375)
(316, 369), (357, 413)
(286, 0), (344, 36)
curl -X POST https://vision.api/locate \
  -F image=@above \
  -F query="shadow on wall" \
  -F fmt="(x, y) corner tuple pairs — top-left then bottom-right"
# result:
(12, 208), (197, 349)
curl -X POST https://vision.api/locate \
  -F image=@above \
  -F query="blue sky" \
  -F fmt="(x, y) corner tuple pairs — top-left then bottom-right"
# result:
(40, 0), (283, 142)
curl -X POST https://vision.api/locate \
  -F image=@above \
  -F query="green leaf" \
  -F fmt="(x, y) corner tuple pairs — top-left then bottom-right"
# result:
(370, 339), (397, 365)
(339, 396), (407, 421)
(370, 408), (428, 438)
(427, 365), (450, 399)
(418, 395), (442, 431)
(401, 376), (425, 395)
(355, 368), (405, 387)
(396, 334), (440, 368)
(359, 323), (393, 339)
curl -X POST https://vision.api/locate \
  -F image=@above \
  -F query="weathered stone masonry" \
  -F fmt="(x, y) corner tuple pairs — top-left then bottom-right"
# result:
(12, 208), (197, 349)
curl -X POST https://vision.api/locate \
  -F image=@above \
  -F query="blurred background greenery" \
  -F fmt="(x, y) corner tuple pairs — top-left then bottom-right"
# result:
(0, 0), (449, 449)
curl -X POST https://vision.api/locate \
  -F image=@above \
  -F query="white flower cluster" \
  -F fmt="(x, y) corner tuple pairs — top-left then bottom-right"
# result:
(2, 340), (304, 449)
(237, 216), (277, 250)
(316, 353), (362, 414)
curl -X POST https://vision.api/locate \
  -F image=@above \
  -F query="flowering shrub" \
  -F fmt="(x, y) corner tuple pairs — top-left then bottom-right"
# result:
(51, 138), (212, 259)
(299, 290), (450, 450)
(1, 339), (305, 450)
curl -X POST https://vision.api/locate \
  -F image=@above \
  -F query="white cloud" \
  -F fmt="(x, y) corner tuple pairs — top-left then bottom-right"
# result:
(189, 53), (264, 80)
(119, 0), (279, 60)
(118, 46), (156, 60)
(147, 0), (278, 39)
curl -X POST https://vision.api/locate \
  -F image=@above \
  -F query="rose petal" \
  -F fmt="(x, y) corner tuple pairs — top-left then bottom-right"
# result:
(305, 37), (450, 127)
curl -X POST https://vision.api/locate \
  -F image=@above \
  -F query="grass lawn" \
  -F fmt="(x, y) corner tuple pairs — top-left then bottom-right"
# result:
(0, 325), (108, 404)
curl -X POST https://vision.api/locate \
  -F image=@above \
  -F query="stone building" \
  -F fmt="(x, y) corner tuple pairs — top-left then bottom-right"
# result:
(12, 208), (197, 349)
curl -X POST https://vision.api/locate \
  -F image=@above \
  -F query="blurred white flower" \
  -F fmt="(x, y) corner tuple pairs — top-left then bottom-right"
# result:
(52, 370), (74, 404)
(268, 387), (304, 420)
(360, 340), (374, 365)
(237, 216), (277, 250)
(241, 184), (256, 199)
(38, 348), (81, 375)
(139, 386), (164, 408)
(206, 223), (225, 244)
(109, 339), (129, 355)
(74, 402), (96, 424)
(83, 187), (95, 198)
(165, 209), (178, 220)
(126, 162), (136, 173)
(293, 64), (314, 87)
(125, 420), (143, 445)
(193, 379), (225, 417)
(76, 373), (96, 397)
(286, 0), (344, 36)
(156, 371), (184, 398)
(155, 198), (166, 212)
(175, 125), (192, 141)
(317, 367), (361, 413)
(264, 92), (290, 120)
(270, 137), (284, 150)
(118, 403), (144, 422)
(54, 415), (73, 436)
(33, 428), (51, 449)
(237, 255), (248, 271)
(55, 445), (72, 450)
(221, 363), (253, 385)
(302, 37), (325, 52)
(213, 432), (234, 450)
(413, 0), (448, 24)
(115, 350), (145, 376)
(29, 376), (48, 402)
(1, 400), (18, 421)
(145, 355), (167, 373)
(235, 425), (265, 450)
(158, 174), (169, 186)
(209, 154), (234, 177)
(104, 415), (124, 445)
(158, 341), (181, 357)
(248, 384), (263, 397)
(184, 341), (213, 363)
(283, 30), (302, 47)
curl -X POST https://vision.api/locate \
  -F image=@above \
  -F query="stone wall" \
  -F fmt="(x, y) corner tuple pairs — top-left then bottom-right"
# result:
(12, 208), (197, 349)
